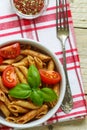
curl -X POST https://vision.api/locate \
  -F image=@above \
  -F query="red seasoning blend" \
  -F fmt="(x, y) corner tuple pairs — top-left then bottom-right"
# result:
(13, 0), (44, 15)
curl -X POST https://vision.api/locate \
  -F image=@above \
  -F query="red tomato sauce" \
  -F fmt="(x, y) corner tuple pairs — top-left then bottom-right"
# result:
(14, 0), (44, 15)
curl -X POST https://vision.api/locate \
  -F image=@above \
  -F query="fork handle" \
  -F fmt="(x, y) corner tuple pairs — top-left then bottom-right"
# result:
(61, 44), (73, 113)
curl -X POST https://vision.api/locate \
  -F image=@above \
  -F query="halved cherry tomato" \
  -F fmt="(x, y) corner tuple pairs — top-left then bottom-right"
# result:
(0, 43), (20, 59)
(39, 69), (61, 85)
(0, 56), (3, 65)
(2, 66), (17, 88)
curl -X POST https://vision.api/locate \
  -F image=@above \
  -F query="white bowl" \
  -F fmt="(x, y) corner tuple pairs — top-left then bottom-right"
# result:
(0, 38), (66, 129)
(10, 0), (49, 19)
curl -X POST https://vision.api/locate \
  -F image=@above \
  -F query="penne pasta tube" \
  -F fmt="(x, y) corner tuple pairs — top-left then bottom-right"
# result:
(16, 75), (20, 84)
(14, 55), (24, 62)
(6, 116), (21, 123)
(8, 104), (29, 113)
(0, 101), (11, 117)
(53, 83), (60, 96)
(34, 56), (43, 69)
(0, 89), (10, 106)
(15, 67), (28, 84)
(17, 109), (37, 124)
(0, 76), (8, 93)
(3, 59), (15, 64)
(27, 55), (36, 66)
(36, 104), (48, 119)
(18, 66), (28, 79)
(10, 100), (40, 109)
(0, 65), (8, 72)
(0, 89), (6, 102)
(36, 104), (48, 115)
(0, 90), (18, 116)
(12, 57), (29, 67)
(21, 49), (51, 61)
(47, 60), (55, 71)
(3, 55), (24, 64)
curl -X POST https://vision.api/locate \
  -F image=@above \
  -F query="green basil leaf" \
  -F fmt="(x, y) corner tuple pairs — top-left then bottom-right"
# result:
(30, 89), (43, 106)
(9, 83), (31, 99)
(28, 65), (41, 89)
(40, 88), (57, 102)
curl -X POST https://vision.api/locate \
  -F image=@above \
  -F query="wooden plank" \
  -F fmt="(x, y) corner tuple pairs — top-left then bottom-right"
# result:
(74, 28), (87, 93)
(69, 0), (87, 28)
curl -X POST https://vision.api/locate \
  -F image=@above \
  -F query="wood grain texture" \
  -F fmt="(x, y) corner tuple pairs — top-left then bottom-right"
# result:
(69, 0), (87, 28)
(74, 28), (87, 93)
(70, 0), (87, 28)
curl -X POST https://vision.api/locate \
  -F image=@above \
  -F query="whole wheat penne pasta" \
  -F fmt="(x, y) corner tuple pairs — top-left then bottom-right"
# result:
(8, 104), (29, 113)
(0, 91), (18, 116)
(21, 49), (51, 61)
(0, 65), (8, 72)
(0, 90), (10, 106)
(18, 66), (28, 79)
(47, 60), (55, 71)
(36, 104), (48, 115)
(53, 83), (60, 96)
(3, 59), (15, 64)
(17, 109), (37, 124)
(6, 116), (21, 123)
(4, 95), (11, 106)
(36, 110), (48, 119)
(0, 91), (18, 117)
(16, 75), (20, 84)
(27, 55), (35, 66)
(0, 76), (8, 93)
(3, 55), (24, 64)
(0, 101), (11, 117)
(10, 100), (40, 109)
(34, 56), (43, 69)
(15, 67), (28, 84)
(12, 57), (29, 67)
(0, 89), (6, 102)
(36, 104), (48, 119)
(14, 55), (24, 62)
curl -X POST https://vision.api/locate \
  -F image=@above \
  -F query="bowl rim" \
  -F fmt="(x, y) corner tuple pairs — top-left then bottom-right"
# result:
(10, 0), (49, 19)
(0, 38), (66, 129)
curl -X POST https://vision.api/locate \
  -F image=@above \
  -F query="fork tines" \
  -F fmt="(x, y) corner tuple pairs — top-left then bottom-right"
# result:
(56, 0), (69, 31)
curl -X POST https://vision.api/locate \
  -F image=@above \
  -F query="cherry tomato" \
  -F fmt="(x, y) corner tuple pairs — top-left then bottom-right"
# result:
(39, 69), (61, 85)
(0, 43), (20, 59)
(2, 66), (17, 88)
(0, 56), (3, 65)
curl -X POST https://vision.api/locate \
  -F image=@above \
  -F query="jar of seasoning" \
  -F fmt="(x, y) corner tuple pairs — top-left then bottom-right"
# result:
(10, 0), (49, 19)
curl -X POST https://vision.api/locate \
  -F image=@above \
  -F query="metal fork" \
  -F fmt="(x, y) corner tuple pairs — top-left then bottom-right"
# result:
(56, 0), (73, 113)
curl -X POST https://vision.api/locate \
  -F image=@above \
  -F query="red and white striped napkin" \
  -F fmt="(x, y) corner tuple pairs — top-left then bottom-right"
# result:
(0, 0), (87, 129)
